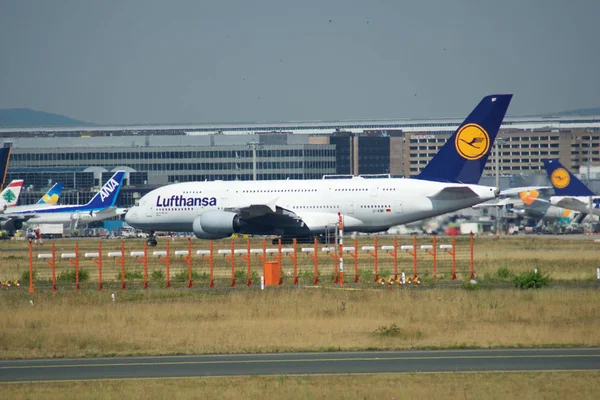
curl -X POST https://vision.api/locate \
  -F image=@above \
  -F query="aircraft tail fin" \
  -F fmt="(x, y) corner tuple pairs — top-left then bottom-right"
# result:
(0, 146), (11, 190)
(416, 94), (512, 184)
(37, 183), (64, 205)
(543, 159), (596, 196)
(84, 171), (126, 209)
(0, 179), (24, 207)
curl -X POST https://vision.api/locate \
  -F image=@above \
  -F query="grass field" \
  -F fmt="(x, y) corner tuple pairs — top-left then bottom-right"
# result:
(1, 286), (599, 359)
(4, 371), (600, 400)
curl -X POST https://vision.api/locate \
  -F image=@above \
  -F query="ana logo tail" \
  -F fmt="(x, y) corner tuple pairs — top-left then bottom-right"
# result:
(543, 159), (596, 196)
(37, 183), (64, 205)
(84, 171), (126, 209)
(416, 94), (512, 184)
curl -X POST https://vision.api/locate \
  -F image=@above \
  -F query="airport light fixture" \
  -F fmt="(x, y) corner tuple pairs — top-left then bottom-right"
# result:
(246, 140), (263, 181)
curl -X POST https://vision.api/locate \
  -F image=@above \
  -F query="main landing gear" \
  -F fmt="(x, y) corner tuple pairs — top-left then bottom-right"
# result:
(146, 231), (158, 247)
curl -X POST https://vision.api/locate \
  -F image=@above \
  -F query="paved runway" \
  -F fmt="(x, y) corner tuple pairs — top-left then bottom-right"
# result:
(1, 348), (599, 382)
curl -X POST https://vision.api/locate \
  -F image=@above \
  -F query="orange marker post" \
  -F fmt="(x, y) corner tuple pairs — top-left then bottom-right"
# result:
(117, 241), (127, 290)
(288, 238), (298, 285)
(225, 239), (236, 287)
(328, 246), (339, 283)
(446, 235), (457, 280)
(28, 241), (34, 293)
(408, 236), (418, 280)
(310, 237), (319, 284)
(386, 237), (399, 280)
(70, 243), (80, 290)
(370, 236), (379, 282)
(158, 241), (171, 288)
(242, 239), (252, 286)
(184, 238), (193, 288)
(348, 237), (359, 283)
(137, 242), (149, 289)
(277, 239), (283, 285)
(338, 213), (344, 286)
(47, 243), (57, 292)
(470, 232), (475, 279)
(202, 240), (215, 287)
(425, 236), (437, 279)
(93, 243), (104, 291)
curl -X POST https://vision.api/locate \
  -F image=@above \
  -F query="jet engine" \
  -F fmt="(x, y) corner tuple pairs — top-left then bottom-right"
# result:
(192, 211), (241, 239)
(1, 219), (23, 231)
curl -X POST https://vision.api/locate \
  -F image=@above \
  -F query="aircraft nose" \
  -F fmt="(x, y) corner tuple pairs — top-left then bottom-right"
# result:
(124, 209), (137, 225)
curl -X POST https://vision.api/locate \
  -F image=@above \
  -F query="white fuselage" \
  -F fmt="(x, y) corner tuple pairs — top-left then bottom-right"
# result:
(125, 177), (498, 236)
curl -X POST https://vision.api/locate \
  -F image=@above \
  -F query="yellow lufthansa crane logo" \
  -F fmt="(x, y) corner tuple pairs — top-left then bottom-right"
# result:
(551, 168), (570, 189)
(455, 124), (490, 161)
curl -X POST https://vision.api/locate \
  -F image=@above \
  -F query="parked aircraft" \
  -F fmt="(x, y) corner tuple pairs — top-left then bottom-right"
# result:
(514, 188), (579, 222)
(0, 171), (126, 232)
(125, 94), (512, 243)
(543, 159), (600, 217)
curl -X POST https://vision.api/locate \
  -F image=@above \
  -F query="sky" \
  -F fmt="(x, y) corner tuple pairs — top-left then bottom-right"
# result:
(1, 0), (599, 124)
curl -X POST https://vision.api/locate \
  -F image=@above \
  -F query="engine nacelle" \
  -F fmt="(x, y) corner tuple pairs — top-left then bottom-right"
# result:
(1, 219), (23, 231)
(192, 211), (241, 239)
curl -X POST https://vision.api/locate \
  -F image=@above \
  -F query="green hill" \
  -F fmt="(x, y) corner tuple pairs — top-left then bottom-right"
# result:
(0, 108), (90, 128)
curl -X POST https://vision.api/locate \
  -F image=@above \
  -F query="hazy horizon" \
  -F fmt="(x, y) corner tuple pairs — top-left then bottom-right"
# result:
(1, 1), (599, 125)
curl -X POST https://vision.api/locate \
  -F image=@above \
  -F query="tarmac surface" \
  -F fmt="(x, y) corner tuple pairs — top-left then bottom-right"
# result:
(1, 348), (599, 382)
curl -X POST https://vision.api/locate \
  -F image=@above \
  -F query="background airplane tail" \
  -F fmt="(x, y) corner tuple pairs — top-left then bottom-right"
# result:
(543, 159), (596, 196)
(0, 180), (24, 207)
(84, 171), (126, 209)
(0, 146), (11, 190)
(416, 94), (512, 184)
(37, 183), (64, 205)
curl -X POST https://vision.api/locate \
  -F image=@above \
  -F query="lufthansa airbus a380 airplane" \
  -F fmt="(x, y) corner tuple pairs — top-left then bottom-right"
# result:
(125, 94), (512, 242)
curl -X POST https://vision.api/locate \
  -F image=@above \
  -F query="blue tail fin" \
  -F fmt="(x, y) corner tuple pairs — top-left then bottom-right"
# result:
(0, 146), (11, 190)
(37, 183), (64, 205)
(542, 159), (596, 196)
(416, 94), (512, 184)
(84, 171), (126, 209)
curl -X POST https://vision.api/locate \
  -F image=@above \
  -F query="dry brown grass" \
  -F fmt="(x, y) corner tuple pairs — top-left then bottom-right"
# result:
(4, 371), (600, 400)
(1, 235), (599, 286)
(1, 287), (599, 359)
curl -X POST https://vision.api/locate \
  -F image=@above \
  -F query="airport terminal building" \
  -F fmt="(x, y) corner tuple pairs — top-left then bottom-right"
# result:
(2, 115), (599, 207)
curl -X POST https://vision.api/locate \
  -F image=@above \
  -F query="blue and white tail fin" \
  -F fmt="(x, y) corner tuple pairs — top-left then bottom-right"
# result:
(0, 179), (24, 207)
(543, 159), (596, 196)
(0, 146), (11, 190)
(37, 183), (64, 205)
(416, 94), (512, 184)
(84, 171), (126, 210)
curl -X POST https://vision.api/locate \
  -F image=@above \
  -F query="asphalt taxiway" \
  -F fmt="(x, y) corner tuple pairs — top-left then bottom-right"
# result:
(1, 348), (599, 382)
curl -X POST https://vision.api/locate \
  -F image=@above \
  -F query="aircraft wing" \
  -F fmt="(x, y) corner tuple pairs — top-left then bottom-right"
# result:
(225, 203), (277, 219)
(224, 199), (301, 224)
(0, 214), (34, 221)
(500, 186), (552, 196)
(472, 197), (518, 208)
(552, 197), (591, 210)
(428, 186), (479, 201)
